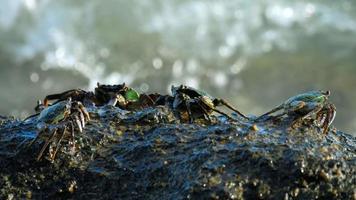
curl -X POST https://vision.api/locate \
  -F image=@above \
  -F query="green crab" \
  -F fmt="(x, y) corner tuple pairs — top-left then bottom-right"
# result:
(28, 98), (90, 161)
(256, 90), (336, 134)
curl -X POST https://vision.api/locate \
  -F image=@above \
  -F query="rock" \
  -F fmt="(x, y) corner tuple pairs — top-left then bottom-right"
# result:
(0, 106), (355, 199)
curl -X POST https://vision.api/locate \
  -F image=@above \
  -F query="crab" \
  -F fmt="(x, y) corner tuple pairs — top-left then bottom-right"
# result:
(37, 83), (156, 111)
(94, 83), (161, 110)
(256, 90), (336, 134)
(170, 85), (249, 123)
(39, 83), (128, 109)
(94, 82), (130, 106)
(29, 98), (90, 161)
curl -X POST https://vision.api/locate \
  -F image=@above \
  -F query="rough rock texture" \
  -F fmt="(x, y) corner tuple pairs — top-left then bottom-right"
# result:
(0, 106), (355, 200)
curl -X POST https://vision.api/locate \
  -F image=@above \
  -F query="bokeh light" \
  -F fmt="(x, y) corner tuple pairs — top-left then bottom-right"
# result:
(0, 0), (355, 134)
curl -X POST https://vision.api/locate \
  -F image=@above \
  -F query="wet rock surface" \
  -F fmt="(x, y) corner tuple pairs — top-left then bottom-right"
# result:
(0, 106), (355, 200)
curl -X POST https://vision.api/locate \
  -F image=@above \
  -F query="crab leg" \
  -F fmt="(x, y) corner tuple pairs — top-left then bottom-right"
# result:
(216, 99), (249, 120)
(257, 101), (305, 121)
(78, 111), (86, 129)
(256, 104), (284, 120)
(290, 107), (322, 129)
(69, 121), (76, 152)
(328, 105), (336, 127)
(107, 97), (118, 106)
(23, 113), (40, 122)
(321, 117), (330, 135)
(78, 103), (90, 121)
(290, 116), (303, 129)
(300, 105), (323, 121)
(321, 104), (336, 134)
(212, 108), (239, 122)
(37, 129), (58, 161)
(196, 101), (212, 122)
(201, 107), (212, 122)
(27, 129), (42, 147)
(51, 126), (67, 160)
(74, 115), (83, 133)
(142, 94), (155, 106)
(43, 89), (87, 107)
(185, 101), (194, 123)
(130, 94), (155, 109)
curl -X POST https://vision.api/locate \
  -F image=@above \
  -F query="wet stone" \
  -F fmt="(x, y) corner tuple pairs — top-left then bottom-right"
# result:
(0, 106), (355, 199)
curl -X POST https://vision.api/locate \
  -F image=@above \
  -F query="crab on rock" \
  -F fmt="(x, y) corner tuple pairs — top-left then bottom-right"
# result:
(36, 82), (157, 111)
(38, 83), (128, 109)
(170, 85), (249, 123)
(29, 98), (90, 160)
(256, 90), (336, 134)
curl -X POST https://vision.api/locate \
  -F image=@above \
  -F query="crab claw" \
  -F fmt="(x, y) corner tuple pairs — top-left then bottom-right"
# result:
(321, 103), (336, 134)
(328, 105), (336, 127)
(79, 111), (86, 129)
(35, 100), (46, 112)
(74, 115), (83, 133)
(77, 102), (90, 121)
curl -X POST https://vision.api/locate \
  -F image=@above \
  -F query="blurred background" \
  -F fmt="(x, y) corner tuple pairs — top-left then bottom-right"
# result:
(0, 0), (355, 135)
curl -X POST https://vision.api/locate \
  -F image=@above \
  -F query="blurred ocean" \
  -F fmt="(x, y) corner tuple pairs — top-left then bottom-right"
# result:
(0, 0), (355, 135)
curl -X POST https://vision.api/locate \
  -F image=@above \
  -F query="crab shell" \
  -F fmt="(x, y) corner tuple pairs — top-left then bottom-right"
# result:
(171, 85), (211, 99)
(95, 82), (128, 105)
(38, 100), (72, 124)
(282, 90), (335, 134)
(283, 90), (330, 115)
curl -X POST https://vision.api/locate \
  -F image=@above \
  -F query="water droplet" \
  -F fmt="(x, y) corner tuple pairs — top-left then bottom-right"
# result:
(283, 7), (294, 19)
(226, 35), (237, 47)
(152, 57), (163, 69)
(230, 59), (246, 74)
(40, 63), (49, 71)
(24, 0), (36, 11)
(172, 60), (183, 77)
(305, 4), (316, 17)
(214, 72), (227, 87)
(99, 48), (110, 58)
(55, 47), (65, 59)
(187, 59), (198, 73)
(42, 79), (53, 90)
(218, 46), (233, 58)
(30, 72), (39, 83)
